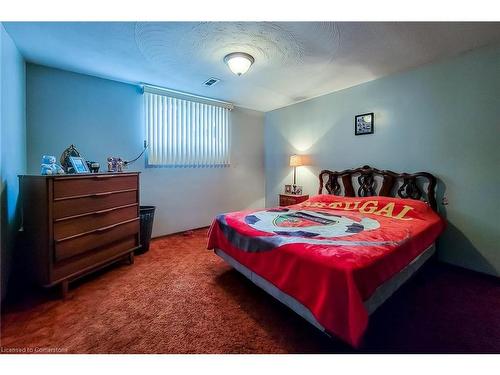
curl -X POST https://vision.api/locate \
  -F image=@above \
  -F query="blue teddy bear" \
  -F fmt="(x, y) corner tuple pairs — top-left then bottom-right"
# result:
(41, 155), (65, 175)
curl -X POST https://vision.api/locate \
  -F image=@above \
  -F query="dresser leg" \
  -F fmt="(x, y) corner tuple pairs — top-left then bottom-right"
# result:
(61, 280), (69, 300)
(128, 252), (134, 265)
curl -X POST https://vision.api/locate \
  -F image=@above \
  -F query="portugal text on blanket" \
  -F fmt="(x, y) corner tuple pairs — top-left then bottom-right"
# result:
(301, 200), (414, 220)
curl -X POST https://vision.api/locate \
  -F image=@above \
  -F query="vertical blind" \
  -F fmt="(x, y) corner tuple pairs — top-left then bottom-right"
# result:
(144, 91), (231, 167)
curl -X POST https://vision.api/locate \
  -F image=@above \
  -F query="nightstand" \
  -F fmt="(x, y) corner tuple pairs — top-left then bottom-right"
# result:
(279, 194), (309, 207)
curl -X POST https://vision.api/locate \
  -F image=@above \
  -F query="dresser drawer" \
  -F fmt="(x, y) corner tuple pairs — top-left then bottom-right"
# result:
(54, 218), (139, 262)
(53, 190), (138, 219)
(280, 196), (295, 206)
(53, 174), (138, 199)
(52, 235), (138, 282)
(279, 194), (309, 207)
(54, 204), (138, 241)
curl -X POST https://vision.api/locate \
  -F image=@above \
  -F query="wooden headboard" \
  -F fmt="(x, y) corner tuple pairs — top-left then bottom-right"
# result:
(318, 165), (438, 211)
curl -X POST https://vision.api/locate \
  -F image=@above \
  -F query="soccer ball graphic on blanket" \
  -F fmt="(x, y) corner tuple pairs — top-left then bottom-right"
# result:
(245, 208), (380, 239)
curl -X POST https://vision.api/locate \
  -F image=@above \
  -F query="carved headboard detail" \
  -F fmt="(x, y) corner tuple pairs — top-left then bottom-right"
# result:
(318, 165), (438, 211)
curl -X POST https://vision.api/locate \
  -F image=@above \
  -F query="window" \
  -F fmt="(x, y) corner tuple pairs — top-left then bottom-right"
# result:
(144, 86), (231, 167)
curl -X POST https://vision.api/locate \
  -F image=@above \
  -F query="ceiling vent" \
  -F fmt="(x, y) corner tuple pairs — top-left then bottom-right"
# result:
(203, 77), (220, 87)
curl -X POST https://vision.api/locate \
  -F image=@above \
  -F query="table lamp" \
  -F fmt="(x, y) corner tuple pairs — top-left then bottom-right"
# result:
(289, 154), (304, 194)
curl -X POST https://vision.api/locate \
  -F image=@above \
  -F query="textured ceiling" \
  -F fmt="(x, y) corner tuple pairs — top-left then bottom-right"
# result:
(4, 22), (500, 111)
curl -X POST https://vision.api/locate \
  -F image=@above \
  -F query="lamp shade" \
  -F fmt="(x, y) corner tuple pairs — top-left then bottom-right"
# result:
(289, 155), (303, 167)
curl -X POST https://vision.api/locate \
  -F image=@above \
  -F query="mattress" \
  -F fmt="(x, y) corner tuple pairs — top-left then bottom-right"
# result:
(215, 243), (435, 333)
(208, 195), (445, 346)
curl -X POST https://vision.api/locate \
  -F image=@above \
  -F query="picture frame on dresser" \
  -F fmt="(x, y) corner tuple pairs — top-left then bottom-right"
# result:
(69, 156), (90, 174)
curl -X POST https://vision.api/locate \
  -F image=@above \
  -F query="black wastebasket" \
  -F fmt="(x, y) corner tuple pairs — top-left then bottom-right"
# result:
(137, 206), (156, 254)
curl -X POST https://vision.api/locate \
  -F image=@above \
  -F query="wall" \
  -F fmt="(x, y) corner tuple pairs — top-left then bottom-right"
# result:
(265, 44), (500, 276)
(0, 24), (26, 300)
(26, 64), (265, 237)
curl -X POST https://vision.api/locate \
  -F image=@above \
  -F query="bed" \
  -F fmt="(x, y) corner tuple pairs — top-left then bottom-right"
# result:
(207, 165), (445, 347)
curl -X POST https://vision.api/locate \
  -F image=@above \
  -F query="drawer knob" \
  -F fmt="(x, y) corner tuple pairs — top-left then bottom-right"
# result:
(90, 192), (113, 197)
(55, 217), (139, 243)
(95, 223), (121, 232)
(93, 208), (114, 215)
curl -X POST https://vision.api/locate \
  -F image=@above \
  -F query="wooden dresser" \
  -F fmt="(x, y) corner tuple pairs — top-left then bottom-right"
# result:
(19, 172), (141, 297)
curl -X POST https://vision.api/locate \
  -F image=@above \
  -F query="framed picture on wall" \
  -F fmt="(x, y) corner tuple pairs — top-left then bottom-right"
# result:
(355, 112), (374, 135)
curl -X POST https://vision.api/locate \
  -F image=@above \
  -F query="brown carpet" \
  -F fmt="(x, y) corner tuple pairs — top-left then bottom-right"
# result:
(1, 228), (499, 353)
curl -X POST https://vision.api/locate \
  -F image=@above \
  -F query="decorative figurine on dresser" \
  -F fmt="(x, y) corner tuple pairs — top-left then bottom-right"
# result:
(40, 155), (65, 175)
(86, 161), (100, 173)
(107, 141), (149, 172)
(107, 157), (124, 172)
(19, 171), (141, 298)
(60, 144), (82, 174)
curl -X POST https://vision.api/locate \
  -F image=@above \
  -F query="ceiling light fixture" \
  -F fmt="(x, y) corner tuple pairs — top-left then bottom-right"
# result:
(224, 52), (254, 76)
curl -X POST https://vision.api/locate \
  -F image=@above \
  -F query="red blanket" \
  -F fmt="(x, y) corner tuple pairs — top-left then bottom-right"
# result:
(207, 195), (445, 347)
